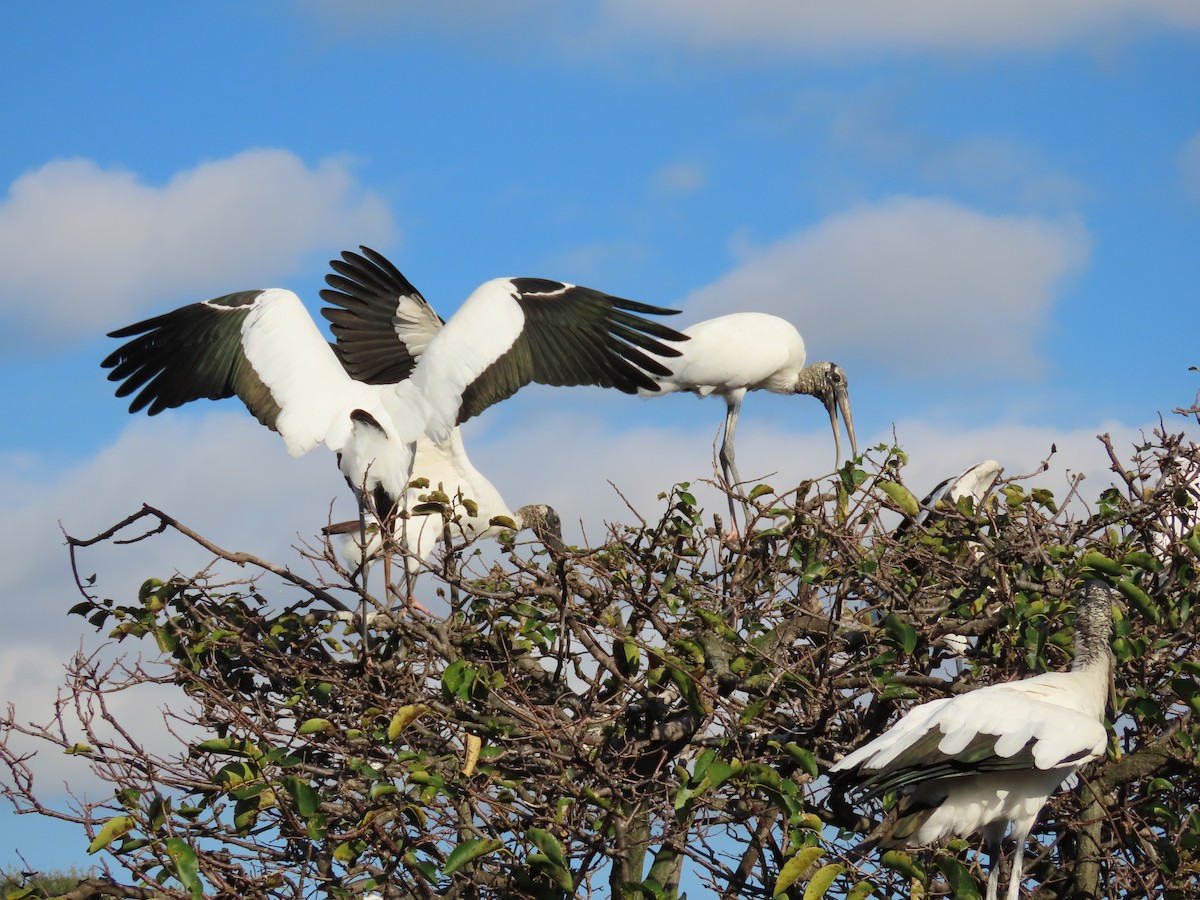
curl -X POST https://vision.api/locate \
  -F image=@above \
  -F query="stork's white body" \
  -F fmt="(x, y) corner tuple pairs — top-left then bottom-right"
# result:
(831, 581), (1114, 900)
(641, 311), (854, 530)
(233, 281), (536, 505)
(334, 430), (532, 570)
(647, 313), (807, 399)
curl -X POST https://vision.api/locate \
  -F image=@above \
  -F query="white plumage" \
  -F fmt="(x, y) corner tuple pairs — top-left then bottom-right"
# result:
(642, 312), (856, 529)
(103, 248), (686, 572)
(896, 459), (1004, 655)
(324, 430), (562, 574)
(901, 459), (1003, 533)
(830, 579), (1115, 900)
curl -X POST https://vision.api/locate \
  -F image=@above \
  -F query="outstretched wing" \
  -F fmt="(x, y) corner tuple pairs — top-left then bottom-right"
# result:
(102, 289), (367, 456)
(320, 246), (445, 386)
(411, 277), (690, 440)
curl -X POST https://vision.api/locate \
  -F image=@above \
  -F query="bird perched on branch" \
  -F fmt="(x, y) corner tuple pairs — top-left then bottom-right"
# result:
(640, 312), (855, 531)
(830, 579), (1115, 900)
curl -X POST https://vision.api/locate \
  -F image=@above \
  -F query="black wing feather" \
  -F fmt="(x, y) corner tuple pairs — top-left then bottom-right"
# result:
(455, 282), (688, 423)
(101, 292), (283, 430)
(319, 246), (443, 386)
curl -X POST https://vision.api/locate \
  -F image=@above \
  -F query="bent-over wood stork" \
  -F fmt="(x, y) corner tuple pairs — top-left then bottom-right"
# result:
(102, 247), (687, 575)
(830, 579), (1115, 900)
(641, 312), (856, 529)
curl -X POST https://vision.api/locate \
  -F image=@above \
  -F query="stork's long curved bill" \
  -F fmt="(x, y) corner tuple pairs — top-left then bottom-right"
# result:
(826, 382), (858, 465)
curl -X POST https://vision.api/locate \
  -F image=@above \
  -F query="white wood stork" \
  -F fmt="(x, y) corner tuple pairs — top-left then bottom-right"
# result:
(640, 312), (856, 529)
(894, 459), (1004, 656)
(314, 249), (571, 574)
(102, 247), (687, 581)
(898, 459), (1003, 536)
(324, 498), (562, 578)
(830, 579), (1115, 900)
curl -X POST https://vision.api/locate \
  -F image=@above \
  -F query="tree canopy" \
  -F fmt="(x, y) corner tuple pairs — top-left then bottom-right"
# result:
(2, 422), (1199, 900)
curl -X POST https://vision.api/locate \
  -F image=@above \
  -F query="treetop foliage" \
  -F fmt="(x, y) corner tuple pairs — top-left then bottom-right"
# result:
(2, 422), (1199, 899)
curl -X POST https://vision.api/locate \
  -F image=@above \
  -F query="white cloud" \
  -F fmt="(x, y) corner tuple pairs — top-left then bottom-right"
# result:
(0, 150), (395, 346)
(919, 137), (1090, 209)
(601, 0), (1200, 56)
(293, 0), (1200, 56)
(1180, 132), (1200, 198)
(653, 162), (708, 195)
(679, 197), (1090, 381)
(0, 411), (350, 644)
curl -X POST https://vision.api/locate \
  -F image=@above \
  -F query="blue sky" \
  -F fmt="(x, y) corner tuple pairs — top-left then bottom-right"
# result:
(1, 0), (1198, 877)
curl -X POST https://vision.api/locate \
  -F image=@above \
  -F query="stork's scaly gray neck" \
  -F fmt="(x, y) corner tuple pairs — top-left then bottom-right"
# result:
(1070, 580), (1116, 722)
(793, 362), (832, 398)
(1072, 580), (1115, 673)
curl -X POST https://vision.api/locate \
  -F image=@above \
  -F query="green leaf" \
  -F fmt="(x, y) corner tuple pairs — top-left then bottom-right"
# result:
(295, 717), (334, 736)
(879, 481), (920, 517)
(281, 775), (321, 817)
(1078, 551), (1125, 577)
(165, 837), (203, 900)
(527, 827), (569, 872)
(194, 737), (236, 754)
(883, 614), (918, 655)
(527, 853), (575, 892)
(803, 863), (845, 900)
(442, 659), (477, 701)
(783, 742), (819, 779)
(1116, 579), (1160, 624)
(880, 850), (924, 882)
(443, 837), (505, 876)
(748, 483), (775, 501)
(774, 845), (823, 896)
(934, 856), (981, 900)
(1030, 487), (1058, 513)
(844, 881), (876, 900)
(87, 815), (135, 854)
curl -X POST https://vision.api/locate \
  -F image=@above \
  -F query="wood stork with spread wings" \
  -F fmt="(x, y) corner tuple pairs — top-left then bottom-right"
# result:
(102, 247), (687, 583)
(830, 579), (1115, 900)
(314, 247), (574, 573)
(640, 312), (856, 530)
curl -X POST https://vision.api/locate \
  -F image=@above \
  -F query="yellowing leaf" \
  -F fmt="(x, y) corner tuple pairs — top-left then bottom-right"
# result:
(774, 845), (823, 896)
(387, 704), (426, 741)
(87, 815), (135, 854)
(802, 863), (845, 900)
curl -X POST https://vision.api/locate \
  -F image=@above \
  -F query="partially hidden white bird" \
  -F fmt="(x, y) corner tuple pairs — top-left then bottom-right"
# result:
(897, 459), (1003, 536)
(892, 459), (1004, 655)
(102, 247), (687, 578)
(322, 437), (563, 578)
(641, 312), (856, 529)
(830, 579), (1115, 900)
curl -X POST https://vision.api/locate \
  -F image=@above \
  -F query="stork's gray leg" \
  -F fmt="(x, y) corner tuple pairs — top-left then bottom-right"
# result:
(981, 821), (1005, 900)
(1005, 826), (1029, 900)
(399, 512), (416, 610)
(356, 500), (371, 655)
(719, 392), (747, 533)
